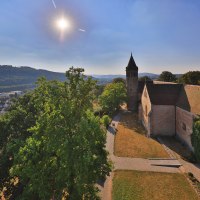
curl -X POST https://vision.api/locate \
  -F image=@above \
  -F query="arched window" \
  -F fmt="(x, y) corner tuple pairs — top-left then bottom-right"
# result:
(145, 105), (148, 116)
(144, 89), (147, 97)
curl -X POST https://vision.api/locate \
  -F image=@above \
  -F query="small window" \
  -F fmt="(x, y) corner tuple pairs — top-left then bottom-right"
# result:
(145, 106), (148, 116)
(144, 89), (147, 98)
(182, 122), (186, 131)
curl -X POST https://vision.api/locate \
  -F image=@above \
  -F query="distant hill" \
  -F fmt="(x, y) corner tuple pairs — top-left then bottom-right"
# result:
(92, 73), (159, 80)
(1, 65), (179, 93)
(0, 65), (66, 92)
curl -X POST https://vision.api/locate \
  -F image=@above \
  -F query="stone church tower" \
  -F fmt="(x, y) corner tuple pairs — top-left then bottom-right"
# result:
(126, 53), (138, 111)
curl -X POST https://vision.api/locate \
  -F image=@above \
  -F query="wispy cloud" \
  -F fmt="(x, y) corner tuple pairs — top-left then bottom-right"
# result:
(78, 28), (86, 32)
(51, 0), (56, 9)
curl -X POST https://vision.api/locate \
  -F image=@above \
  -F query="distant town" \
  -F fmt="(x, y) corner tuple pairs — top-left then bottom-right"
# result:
(0, 91), (23, 114)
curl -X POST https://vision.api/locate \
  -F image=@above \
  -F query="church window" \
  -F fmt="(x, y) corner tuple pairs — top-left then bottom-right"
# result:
(145, 105), (148, 116)
(182, 122), (186, 131)
(144, 89), (147, 97)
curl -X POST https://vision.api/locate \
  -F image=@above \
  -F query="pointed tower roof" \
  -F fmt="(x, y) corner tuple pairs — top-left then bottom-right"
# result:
(126, 53), (138, 71)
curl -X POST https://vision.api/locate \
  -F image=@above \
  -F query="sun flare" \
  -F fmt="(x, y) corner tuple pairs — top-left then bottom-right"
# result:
(56, 17), (71, 31)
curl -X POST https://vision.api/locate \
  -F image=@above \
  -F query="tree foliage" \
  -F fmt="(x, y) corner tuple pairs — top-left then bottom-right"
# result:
(138, 76), (152, 82)
(93, 85), (105, 98)
(99, 82), (127, 115)
(0, 91), (39, 199)
(178, 71), (200, 85)
(100, 115), (111, 128)
(112, 77), (126, 85)
(158, 71), (177, 82)
(0, 67), (111, 200)
(191, 117), (200, 161)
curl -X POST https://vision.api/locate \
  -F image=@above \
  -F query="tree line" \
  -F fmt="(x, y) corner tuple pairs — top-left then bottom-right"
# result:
(139, 71), (200, 85)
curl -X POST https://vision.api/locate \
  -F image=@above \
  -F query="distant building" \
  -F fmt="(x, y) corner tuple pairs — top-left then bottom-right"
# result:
(126, 54), (200, 151)
(0, 91), (23, 114)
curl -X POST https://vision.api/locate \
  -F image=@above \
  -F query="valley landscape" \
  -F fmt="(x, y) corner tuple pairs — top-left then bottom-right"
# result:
(0, 1), (200, 200)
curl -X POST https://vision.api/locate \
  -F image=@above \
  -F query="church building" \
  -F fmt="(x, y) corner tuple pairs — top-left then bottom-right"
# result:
(125, 54), (200, 151)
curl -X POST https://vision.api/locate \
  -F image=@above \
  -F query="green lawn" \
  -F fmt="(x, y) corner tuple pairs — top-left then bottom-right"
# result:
(113, 170), (199, 200)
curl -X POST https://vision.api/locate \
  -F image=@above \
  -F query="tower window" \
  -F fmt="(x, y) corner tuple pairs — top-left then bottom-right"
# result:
(145, 105), (148, 116)
(182, 122), (186, 131)
(144, 89), (147, 97)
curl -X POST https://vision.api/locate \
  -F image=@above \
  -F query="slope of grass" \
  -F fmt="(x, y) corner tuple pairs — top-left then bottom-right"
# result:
(113, 170), (199, 200)
(114, 112), (169, 158)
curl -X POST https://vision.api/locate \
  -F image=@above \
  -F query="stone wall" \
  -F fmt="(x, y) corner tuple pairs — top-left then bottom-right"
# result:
(151, 105), (175, 136)
(176, 106), (195, 151)
(126, 74), (138, 111)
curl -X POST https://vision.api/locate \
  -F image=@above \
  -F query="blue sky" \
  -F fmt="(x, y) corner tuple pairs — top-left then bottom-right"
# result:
(0, 0), (200, 74)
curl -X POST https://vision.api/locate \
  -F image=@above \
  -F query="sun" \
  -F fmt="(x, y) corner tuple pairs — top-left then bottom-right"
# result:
(56, 17), (71, 31)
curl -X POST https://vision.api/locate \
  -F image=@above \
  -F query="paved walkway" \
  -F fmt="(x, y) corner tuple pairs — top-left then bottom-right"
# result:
(158, 137), (200, 182)
(101, 113), (181, 200)
(106, 113), (180, 173)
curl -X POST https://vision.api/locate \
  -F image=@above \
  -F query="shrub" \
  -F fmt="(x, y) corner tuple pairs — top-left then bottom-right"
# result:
(100, 115), (111, 128)
(99, 82), (127, 115)
(191, 117), (200, 161)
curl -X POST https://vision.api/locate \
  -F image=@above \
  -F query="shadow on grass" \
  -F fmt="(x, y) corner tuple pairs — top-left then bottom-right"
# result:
(119, 111), (146, 135)
(108, 126), (117, 135)
(159, 136), (198, 164)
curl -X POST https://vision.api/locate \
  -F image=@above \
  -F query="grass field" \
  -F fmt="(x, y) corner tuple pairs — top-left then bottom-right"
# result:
(113, 170), (199, 200)
(114, 112), (169, 158)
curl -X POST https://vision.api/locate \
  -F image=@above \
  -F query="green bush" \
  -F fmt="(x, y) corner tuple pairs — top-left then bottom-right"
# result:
(191, 117), (200, 161)
(99, 82), (127, 115)
(100, 115), (111, 128)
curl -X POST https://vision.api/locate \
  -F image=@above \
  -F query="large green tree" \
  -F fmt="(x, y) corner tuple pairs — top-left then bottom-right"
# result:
(0, 67), (111, 200)
(178, 71), (200, 85)
(158, 71), (177, 82)
(99, 82), (127, 115)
